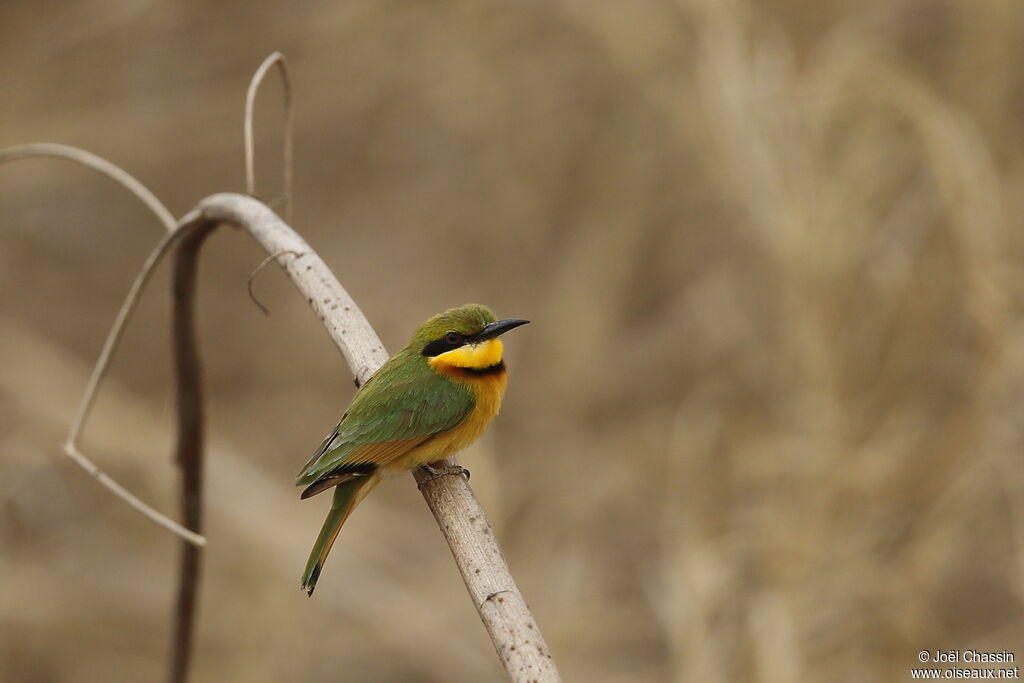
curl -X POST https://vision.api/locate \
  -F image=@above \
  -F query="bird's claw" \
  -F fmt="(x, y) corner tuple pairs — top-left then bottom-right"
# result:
(419, 462), (471, 485)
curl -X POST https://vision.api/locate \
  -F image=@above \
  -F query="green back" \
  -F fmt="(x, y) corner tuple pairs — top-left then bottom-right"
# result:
(296, 347), (474, 486)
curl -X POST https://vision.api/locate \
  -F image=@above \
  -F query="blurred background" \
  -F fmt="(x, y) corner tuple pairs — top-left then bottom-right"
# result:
(1, 1), (1022, 681)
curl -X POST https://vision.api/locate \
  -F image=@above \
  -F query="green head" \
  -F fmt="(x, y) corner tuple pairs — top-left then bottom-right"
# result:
(410, 304), (529, 359)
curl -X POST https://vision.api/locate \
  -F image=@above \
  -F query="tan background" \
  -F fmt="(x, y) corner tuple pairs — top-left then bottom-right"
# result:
(2, 1), (1023, 681)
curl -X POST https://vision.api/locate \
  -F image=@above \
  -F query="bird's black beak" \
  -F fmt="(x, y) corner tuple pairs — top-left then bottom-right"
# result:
(471, 318), (530, 343)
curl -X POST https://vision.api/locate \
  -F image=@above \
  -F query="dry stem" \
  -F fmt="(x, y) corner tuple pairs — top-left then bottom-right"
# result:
(0, 143), (205, 547)
(0, 143), (176, 229)
(244, 52), (294, 221)
(166, 221), (216, 683)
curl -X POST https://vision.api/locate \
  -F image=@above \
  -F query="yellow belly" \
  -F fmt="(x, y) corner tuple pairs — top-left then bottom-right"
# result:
(389, 368), (507, 471)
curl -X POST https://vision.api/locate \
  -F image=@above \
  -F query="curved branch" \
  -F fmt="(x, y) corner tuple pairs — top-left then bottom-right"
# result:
(0, 144), (204, 546)
(61, 223), (209, 548)
(66, 223), (191, 446)
(172, 193), (561, 683)
(0, 143), (177, 231)
(244, 52), (294, 221)
(61, 441), (205, 547)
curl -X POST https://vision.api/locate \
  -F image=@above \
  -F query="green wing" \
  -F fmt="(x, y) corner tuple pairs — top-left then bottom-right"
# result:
(296, 356), (473, 489)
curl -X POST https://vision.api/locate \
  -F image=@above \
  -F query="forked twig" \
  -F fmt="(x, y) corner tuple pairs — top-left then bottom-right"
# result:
(0, 144), (204, 547)
(62, 441), (205, 547)
(244, 52), (294, 221)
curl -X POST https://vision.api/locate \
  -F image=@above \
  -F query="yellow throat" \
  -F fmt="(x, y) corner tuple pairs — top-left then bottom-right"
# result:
(429, 338), (504, 371)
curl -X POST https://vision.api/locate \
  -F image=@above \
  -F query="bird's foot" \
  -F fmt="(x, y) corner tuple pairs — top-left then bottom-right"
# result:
(418, 461), (471, 485)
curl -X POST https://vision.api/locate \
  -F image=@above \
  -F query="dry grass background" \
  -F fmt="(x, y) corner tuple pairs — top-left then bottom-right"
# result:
(2, 1), (1023, 681)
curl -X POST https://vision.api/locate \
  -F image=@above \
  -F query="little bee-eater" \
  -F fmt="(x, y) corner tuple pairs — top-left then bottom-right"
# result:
(296, 303), (529, 595)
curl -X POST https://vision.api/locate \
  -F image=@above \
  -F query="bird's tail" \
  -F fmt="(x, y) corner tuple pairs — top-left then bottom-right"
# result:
(301, 473), (380, 596)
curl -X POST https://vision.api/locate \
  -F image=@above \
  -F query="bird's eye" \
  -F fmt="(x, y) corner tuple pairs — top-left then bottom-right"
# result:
(445, 331), (463, 345)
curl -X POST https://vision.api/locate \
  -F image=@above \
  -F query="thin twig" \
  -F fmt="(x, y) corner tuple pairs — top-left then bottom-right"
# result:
(61, 442), (206, 547)
(0, 145), (205, 547)
(67, 222), (194, 446)
(65, 221), (208, 548)
(0, 143), (177, 231)
(246, 249), (303, 315)
(244, 52), (294, 221)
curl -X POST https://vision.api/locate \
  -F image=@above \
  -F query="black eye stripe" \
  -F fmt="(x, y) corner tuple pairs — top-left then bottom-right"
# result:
(421, 333), (468, 357)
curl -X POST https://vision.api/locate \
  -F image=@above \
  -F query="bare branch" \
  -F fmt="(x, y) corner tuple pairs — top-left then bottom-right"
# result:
(64, 223), (209, 548)
(167, 219), (217, 683)
(0, 143), (177, 231)
(244, 52), (294, 221)
(182, 193), (561, 683)
(60, 442), (206, 546)
(67, 220), (194, 446)
(413, 463), (559, 680)
(0, 145), (206, 547)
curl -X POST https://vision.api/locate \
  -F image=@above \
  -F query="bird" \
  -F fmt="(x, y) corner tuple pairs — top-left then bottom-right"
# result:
(296, 303), (529, 595)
